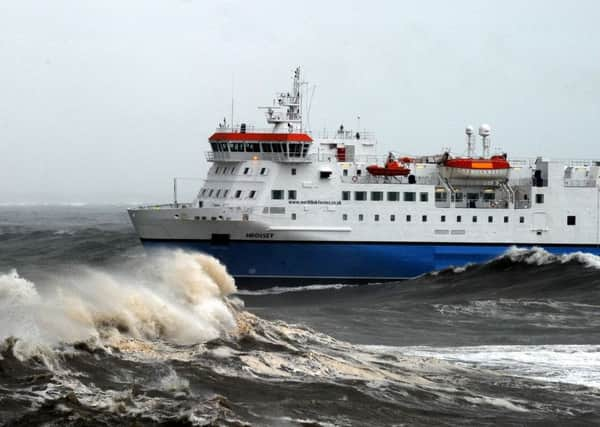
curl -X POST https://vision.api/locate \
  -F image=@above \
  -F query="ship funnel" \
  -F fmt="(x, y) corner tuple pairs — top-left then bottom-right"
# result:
(479, 124), (491, 157)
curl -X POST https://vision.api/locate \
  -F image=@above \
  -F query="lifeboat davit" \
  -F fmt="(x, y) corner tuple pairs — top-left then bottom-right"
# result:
(366, 160), (411, 177)
(440, 155), (510, 180)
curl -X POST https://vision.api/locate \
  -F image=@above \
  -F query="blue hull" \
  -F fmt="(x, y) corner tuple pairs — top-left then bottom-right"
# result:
(140, 239), (600, 286)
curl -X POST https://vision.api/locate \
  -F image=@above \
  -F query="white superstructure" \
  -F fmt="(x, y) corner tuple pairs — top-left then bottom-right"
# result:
(129, 68), (600, 285)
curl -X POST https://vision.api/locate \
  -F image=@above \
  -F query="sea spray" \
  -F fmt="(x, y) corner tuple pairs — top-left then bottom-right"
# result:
(0, 250), (239, 361)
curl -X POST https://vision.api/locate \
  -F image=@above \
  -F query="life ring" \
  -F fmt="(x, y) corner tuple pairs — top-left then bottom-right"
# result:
(352, 176), (358, 183)
(490, 201), (497, 208)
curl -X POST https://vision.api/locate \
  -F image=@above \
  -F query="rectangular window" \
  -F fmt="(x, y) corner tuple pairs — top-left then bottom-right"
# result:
(374, 214), (380, 222)
(343, 169), (348, 176)
(435, 191), (447, 202)
(406, 215), (411, 222)
(472, 216), (477, 223)
(342, 213), (348, 221)
(260, 168), (267, 175)
(215, 189), (221, 198)
(483, 193), (495, 201)
(291, 168), (297, 175)
(249, 190), (257, 199)
(520, 216), (525, 223)
(215, 167), (221, 174)
(567, 215), (576, 226)
(422, 215), (427, 222)
(371, 191), (384, 201)
(488, 216), (493, 223)
(536, 194), (544, 204)
(235, 190), (242, 199)
(288, 190), (297, 200)
(504, 216), (509, 223)
(201, 189), (207, 196)
(441, 215), (446, 223)
(387, 192), (400, 201)
(455, 192), (464, 202)
(223, 190), (229, 198)
(208, 189), (214, 197)
(404, 192), (416, 202)
(291, 213), (296, 220)
(358, 214), (364, 221)
(222, 167), (228, 174)
(271, 190), (284, 200)
(354, 191), (367, 201)
(420, 192), (429, 202)
(243, 167), (250, 175)
(262, 143), (272, 152)
(230, 168), (236, 175)
(457, 215), (462, 223)
(390, 214), (396, 222)
(342, 191), (351, 201)
(357, 169), (362, 176)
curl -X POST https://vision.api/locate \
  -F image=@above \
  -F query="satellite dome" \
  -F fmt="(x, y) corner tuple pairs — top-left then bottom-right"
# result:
(479, 124), (491, 137)
(465, 125), (474, 136)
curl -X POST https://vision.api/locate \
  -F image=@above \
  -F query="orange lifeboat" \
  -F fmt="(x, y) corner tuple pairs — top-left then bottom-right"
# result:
(366, 159), (411, 176)
(441, 155), (510, 179)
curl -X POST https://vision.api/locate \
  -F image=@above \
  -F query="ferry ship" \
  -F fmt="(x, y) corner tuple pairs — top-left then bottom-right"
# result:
(128, 68), (600, 286)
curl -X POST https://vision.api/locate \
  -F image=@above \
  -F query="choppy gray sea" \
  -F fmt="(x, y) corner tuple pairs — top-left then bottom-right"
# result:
(1, 205), (599, 426)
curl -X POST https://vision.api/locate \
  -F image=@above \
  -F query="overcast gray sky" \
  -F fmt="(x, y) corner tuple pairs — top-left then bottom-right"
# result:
(1, 0), (599, 203)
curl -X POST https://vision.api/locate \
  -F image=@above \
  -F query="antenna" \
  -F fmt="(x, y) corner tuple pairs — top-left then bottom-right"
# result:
(231, 73), (235, 130)
(465, 125), (474, 157)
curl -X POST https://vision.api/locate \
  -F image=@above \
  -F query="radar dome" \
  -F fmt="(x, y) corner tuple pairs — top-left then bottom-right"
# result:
(479, 124), (491, 137)
(465, 125), (474, 136)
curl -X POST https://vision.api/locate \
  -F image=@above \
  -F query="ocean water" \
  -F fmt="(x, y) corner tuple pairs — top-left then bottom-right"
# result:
(1, 205), (599, 426)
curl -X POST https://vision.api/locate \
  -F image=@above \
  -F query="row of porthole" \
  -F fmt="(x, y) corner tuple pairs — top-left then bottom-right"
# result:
(340, 213), (526, 224)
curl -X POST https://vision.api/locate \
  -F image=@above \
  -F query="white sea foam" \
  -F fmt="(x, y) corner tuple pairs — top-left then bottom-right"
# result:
(388, 344), (600, 389)
(0, 251), (239, 362)
(503, 246), (600, 269)
(236, 283), (355, 296)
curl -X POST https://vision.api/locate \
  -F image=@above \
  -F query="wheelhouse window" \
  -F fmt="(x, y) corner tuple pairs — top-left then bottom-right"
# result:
(245, 143), (260, 152)
(404, 192), (416, 202)
(291, 213), (296, 220)
(371, 191), (384, 201)
(342, 191), (351, 201)
(504, 216), (509, 223)
(271, 190), (284, 200)
(406, 215), (412, 222)
(358, 214), (364, 221)
(488, 216), (493, 223)
(223, 190), (229, 198)
(234, 190), (242, 199)
(291, 168), (297, 175)
(567, 215), (576, 226)
(422, 215), (427, 222)
(520, 216), (525, 223)
(208, 189), (214, 197)
(472, 216), (477, 223)
(374, 214), (380, 222)
(288, 190), (297, 200)
(249, 190), (257, 199)
(420, 192), (430, 202)
(441, 215), (446, 223)
(536, 194), (544, 204)
(387, 192), (400, 201)
(261, 143), (272, 152)
(215, 190), (221, 198)
(390, 214), (396, 222)
(243, 167), (250, 175)
(260, 168), (267, 175)
(342, 214), (348, 221)
(457, 215), (462, 223)
(354, 191), (367, 201)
